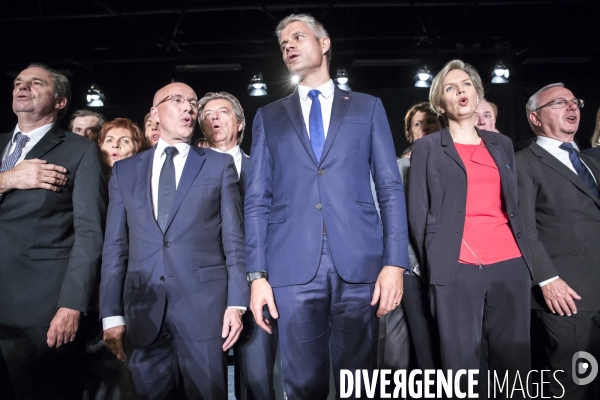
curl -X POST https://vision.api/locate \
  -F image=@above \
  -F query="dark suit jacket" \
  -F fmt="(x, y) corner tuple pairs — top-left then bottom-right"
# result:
(583, 146), (600, 165)
(0, 125), (107, 329)
(239, 149), (249, 201)
(408, 127), (533, 286)
(516, 141), (600, 310)
(100, 145), (248, 346)
(245, 86), (409, 287)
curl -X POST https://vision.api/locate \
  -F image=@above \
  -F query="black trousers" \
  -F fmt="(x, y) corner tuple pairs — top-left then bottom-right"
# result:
(0, 325), (86, 400)
(430, 257), (531, 398)
(536, 309), (600, 400)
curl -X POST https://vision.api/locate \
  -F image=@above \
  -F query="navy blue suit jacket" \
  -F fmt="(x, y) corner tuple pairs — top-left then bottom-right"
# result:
(100, 145), (248, 346)
(244, 86), (410, 287)
(408, 128), (533, 286)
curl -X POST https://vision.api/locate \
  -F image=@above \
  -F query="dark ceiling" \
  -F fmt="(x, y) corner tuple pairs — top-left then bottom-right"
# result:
(1, 0), (598, 112)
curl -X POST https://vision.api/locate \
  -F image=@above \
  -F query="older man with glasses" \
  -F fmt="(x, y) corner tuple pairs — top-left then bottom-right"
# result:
(516, 83), (600, 400)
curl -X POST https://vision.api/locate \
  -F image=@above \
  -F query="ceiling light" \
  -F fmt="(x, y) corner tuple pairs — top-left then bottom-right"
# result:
(86, 84), (104, 107)
(492, 61), (509, 84)
(247, 73), (267, 96)
(334, 68), (351, 91)
(414, 66), (432, 88)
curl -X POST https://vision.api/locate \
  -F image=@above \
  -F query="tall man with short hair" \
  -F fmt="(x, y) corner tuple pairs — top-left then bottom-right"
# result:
(245, 14), (410, 398)
(0, 63), (107, 399)
(69, 109), (106, 142)
(199, 91), (280, 400)
(100, 83), (248, 399)
(517, 83), (600, 399)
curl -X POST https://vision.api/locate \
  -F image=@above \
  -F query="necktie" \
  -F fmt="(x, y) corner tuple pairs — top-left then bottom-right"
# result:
(157, 146), (179, 232)
(559, 142), (600, 199)
(1, 132), (30, 172)
(307, 89), (325, 162)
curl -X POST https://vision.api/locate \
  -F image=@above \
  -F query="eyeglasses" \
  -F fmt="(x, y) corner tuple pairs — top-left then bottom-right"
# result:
(534, 98), (584, 112)
(154, 95), (199, 109)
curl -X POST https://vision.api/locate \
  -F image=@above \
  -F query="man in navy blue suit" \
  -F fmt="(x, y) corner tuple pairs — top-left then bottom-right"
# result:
(100, 82), (248, 399)
(244, 14), (410, 399)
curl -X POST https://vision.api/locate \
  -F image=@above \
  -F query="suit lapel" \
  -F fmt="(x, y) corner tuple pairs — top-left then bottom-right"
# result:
(25, 124), (64, 160)
(530, 142), (600, 206)
(239, 150), (249, 201)
(164, 146), (206, 233)
(282, 89), (318, 166)
(320, 86), (351, 164)
(0, 131), (12, 155)
(480, 129), (513, 198)
(440, 127), (466, 173)
(135, 148), (162, 233)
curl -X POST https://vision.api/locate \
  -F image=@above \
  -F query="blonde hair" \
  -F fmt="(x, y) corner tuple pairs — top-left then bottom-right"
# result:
(429, 60), (484, 116)
(591, 107), (600, 148)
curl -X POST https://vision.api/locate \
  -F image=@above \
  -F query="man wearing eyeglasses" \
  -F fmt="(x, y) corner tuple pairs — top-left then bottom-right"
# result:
(100, 82), (248, 399)
(517, 82), (600, 400)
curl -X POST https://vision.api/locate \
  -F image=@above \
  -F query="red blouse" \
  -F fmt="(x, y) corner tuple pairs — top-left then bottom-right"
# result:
(455, 143), (521, 265)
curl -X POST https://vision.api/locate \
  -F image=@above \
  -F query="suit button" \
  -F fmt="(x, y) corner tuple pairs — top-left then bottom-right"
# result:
(163, 241), (171, 248)
(318, 169), (325, 175)
(160, 276), (165, 282)
(316, 203), (322, 210)
(510, 213), (515, 218)
(516, 232), (521, 238)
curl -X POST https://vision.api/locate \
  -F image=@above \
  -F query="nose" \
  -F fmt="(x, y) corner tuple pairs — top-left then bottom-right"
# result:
(566, 100), (578, 111)
(476, 115), (485, 126)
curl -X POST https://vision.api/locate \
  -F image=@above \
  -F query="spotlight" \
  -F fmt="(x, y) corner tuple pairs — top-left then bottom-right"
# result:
(86, 84), (104, 107)
(334, 68), (351, 91)
(248, 73), (267, 96)
(291, 75), (300, 85)
(491, 60), (509, 84)
(414, 66), (432, 88)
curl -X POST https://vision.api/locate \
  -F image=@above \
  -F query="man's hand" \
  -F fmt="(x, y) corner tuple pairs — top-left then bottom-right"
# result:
(46, 307), (80, 348)
(250, 278), (279, 334)
(541, 277), (581, 316)
(371, 266), (404, 317)
(222, 308), (243, 351)
(104, 325), (127, 361)
(0, 159), (67, 193)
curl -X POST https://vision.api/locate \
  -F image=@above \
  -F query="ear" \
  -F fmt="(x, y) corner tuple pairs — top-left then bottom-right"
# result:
(55, 96), (67, 111)
(150, 107), (159, 124)
(321, 37), (331, 56)
(529, 111), (542, 127)
(237, 120), (244, 133)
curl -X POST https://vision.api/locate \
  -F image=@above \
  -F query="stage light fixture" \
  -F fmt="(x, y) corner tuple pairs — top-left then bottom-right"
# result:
(86, 84), (104, 107)
(414, 66), (432, 88)
(334, 68), (351, 91)
(492, 61), (509, 84)
(248, 73), (267, 96)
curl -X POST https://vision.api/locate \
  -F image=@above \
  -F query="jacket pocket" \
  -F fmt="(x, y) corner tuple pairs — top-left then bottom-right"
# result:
(269, 205), (287, 224)
(28, 247), (71, 260)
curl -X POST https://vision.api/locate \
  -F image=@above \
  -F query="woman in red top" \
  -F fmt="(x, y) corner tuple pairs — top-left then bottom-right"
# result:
(408, 60), (533, 397)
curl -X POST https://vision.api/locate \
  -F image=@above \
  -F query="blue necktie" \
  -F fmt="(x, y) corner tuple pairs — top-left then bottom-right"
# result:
(157, 146), (179, 232)
(1, 132), (30, 172)
(559, 142), (600, 199)
(307, 90), (325, 162)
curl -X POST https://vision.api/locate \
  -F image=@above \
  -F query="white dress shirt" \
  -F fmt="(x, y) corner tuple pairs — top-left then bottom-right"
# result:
(210, 145), (242, 179)
(535, 136), (596, 287)
(298, 79), (335, 139)
(1, 123), (54, 164)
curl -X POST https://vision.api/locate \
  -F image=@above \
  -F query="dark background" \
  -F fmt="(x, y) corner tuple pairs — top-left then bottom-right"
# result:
(1, 0), (599, 155)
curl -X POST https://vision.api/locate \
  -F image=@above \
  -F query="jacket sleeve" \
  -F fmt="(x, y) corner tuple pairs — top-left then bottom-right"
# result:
(407, 139), (430, 268)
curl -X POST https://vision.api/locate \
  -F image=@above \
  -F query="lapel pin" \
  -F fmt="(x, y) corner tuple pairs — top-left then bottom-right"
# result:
(506, 164), (510, 169)
(344, 96), (349, 100)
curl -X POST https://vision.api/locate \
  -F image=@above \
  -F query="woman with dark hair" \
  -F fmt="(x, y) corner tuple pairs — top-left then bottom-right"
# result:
(408, 60), (533, 395)
(99, 118), (146, 173)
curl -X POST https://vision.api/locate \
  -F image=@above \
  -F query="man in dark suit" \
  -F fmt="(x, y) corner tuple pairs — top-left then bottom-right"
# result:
(0, 64), (107, 399)
(517, 82), (600, 400)
(198, 91), (281, 400)
(100, 82), (248, 399)
(244, 14), (409, 399)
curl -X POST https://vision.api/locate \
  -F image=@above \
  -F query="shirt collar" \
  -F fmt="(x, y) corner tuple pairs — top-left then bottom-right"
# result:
(298, 79), (335, 101)
(210, 145), (241, 161)
(13, 122), (54, 143)
(536, 136), (580, 151)
(156, 138), (191, 158)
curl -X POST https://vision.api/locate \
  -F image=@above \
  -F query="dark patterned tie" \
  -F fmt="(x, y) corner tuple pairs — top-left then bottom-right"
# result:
(307, 90), (325, 162)
(559, 142), (600, 199)
(157, 146), (179, 232)
(1, 132), (30, 172)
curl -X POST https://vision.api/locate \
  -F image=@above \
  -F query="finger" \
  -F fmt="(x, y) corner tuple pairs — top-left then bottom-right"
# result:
(40, 163), (67, 173)
(265, 295), (279, 319)
(222, 318), (230, 339)
(567, 287), (582, 301)
(254, 309), (272, 334)
(222, 325), (238, 351)
(29, 159), (48, 164)
(117, 349), (127, 361)
(564, 297), (577, 315)
(555, 299), (568, 316)
(370, 283), (381, 306)
(545, 298), (556, 314)
(47, 329), (57, 348)
(42, 182), (61, 192)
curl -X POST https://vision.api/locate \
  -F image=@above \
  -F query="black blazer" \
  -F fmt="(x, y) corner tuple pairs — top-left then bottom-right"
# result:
(408, 127), (533, 286)
(0, 125), (107, 328)
(583, 146), (600, 165)
(517, 142), (600, 310)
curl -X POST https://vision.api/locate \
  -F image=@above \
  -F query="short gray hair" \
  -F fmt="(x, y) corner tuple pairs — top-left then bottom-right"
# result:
(429, 60), (484, 116)
(68, 109), (107, 130)
(26, 63), (71, 121)
(276, 14), (331, 68)
(525, 82), (565, 132)
(198, 92), (246, 145)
